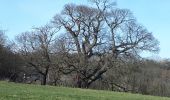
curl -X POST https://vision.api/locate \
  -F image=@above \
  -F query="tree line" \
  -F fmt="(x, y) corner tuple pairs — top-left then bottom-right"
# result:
(1, 0), (170, 97)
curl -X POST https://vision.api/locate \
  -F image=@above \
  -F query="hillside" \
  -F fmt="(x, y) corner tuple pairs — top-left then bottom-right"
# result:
(0, 81), (169, 100)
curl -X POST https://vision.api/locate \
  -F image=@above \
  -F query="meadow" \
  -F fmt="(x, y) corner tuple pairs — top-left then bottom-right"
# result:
(0, 81), (170, 100)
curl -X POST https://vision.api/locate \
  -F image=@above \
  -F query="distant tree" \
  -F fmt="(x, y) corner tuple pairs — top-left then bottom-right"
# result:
(52, 0), (159, 88)
(0, 30), (6, 46)
(0, 30), (23, 81)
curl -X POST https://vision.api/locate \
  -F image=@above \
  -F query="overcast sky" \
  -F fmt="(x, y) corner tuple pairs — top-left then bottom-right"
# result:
(0, 0), (170, 59)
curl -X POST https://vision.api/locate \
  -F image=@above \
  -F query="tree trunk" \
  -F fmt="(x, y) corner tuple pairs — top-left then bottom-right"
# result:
(77, 80), (90, 88)
(41, 74), (47, 85)
(41, 67), (49, 85)
(77, 80), (82, 88)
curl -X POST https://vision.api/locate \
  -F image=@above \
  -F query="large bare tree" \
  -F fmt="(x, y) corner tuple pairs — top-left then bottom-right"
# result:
(52, 0), (159, 88)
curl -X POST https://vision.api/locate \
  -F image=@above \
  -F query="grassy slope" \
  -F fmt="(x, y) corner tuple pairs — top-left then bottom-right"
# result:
(0, 81), (169, 100)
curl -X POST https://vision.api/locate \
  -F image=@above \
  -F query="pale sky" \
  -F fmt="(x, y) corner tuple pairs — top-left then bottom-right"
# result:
(0, 0), (170, 58)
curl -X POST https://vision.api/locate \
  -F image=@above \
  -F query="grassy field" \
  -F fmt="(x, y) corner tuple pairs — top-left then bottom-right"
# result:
(0, 81), (170, 100)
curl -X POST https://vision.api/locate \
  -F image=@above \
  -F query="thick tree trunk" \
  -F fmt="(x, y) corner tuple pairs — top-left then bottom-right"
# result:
(77, 80), (82, 88)
(77, 80), (90, 88)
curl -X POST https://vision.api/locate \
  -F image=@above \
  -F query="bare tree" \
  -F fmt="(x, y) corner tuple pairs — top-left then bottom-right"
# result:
(0, 30), (23, 82)
(0, 30), (6, 46)
(52, 0), (159, 88)
(16, 25), (59, 85)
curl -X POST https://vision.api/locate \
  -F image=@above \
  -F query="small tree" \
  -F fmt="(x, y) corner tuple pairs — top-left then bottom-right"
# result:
(16, 25), (59, 85)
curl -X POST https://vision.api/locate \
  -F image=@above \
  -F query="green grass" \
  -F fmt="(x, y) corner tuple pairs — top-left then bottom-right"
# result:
(0, 81), (169, 100)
